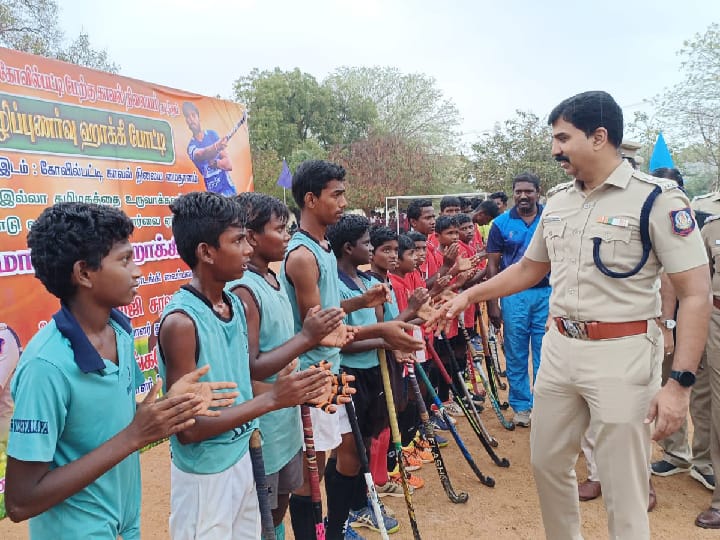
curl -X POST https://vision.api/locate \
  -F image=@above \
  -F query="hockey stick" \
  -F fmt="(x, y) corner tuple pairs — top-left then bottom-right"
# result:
(489, 323), (507, 378)
(429, 335), (497, 447)
(458, 319), (514, 430)
(407, 362), (469, 503)
(414, 361), (495, 487)
(477, 308), (507, 391)
(427, 338), (510, 467)
(300, 405), (325, 540)
(344, 397), (389, 540)
(379, 349), (422, 540)
(249, 429), (276, 540)
(225, 110), (248, 141)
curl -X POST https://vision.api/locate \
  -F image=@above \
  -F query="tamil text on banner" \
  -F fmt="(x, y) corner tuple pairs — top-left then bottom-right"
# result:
(0, 47), (253, 518)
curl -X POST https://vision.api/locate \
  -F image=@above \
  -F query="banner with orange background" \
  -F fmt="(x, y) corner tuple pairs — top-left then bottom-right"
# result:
(0, 47), (253, 517)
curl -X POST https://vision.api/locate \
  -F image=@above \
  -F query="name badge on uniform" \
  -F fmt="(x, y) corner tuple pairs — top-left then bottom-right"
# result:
(597, 216), (629, 227)
(543, 215), (561, 223)
(669, 207), (696, 237)
(715, 239), (720, 245)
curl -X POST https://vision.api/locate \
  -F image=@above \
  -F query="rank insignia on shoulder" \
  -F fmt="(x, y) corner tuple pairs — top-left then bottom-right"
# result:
(597, 216), (629, 227)
(670, 207), (696, 236)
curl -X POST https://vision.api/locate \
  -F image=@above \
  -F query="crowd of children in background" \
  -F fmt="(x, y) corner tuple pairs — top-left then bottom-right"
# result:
(4, 159), (507, 540)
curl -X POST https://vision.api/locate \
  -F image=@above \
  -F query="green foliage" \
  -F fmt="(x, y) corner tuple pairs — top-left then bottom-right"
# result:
(469, 110), (566, 194)
(654, 23), (720, 190)
(325, 66), (461, 153)
(0, 0), (119, 72)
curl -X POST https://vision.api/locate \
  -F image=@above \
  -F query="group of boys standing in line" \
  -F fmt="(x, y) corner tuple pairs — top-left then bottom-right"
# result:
(5, 88), (720, 540)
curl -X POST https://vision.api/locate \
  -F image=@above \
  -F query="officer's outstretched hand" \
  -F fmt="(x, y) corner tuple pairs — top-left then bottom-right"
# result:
(645, 381), (691, 441)
(425, 290), (472, 333)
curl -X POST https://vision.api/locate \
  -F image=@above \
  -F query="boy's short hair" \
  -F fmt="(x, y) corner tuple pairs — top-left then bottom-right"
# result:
(435, 215), (458, 234)
(406, 198), (433, 221)
(291, 160), (346, 209)
(490, 191), (508, 204)
(407, 231), (427, 243)
(476, 200), (500, 219)
(369, 226), (398, 249)
(455, 213), (472, 225)
(236, 192), (289, 232)
(397, 234), (415, 259)
(170, 192), (246, 269)
(440, 196), (462, 211)
(326, 214), (369, 258)
(28, 202), (134, 302)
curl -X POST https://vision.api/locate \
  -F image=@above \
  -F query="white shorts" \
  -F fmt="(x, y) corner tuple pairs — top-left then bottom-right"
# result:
(303, 405), (347, 452)
(169, 451), (260, 540)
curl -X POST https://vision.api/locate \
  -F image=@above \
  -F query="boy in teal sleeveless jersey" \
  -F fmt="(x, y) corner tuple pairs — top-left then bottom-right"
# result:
(282, 161), (424, 540)
(157, 192), (333, 540)
(5, 202), (227, 540)
(228, 192), (346, 540)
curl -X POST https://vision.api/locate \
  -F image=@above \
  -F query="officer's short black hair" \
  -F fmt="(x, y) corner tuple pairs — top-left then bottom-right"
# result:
(651, 167), (684, 188)
(435, 215), (458, 234)
(291, 160), (346, 209)
(407, 199), (433, 221)
(548, 91), (623, 148)
(512, 172), (541, 191)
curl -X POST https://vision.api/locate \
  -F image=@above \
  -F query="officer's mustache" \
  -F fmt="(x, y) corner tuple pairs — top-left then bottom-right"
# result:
(555, 155), (570, 163)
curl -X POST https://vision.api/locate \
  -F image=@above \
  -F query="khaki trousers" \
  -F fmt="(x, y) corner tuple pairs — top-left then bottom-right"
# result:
(530, 323), (662, 540)
(657, 349), (712, 473)
(708, 308), (720, 508)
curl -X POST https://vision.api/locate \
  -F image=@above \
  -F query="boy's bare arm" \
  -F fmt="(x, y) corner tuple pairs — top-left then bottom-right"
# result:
(159, 312), (330, 444)
(5, 383), (203, 522)
(285, 247), (322, 322)
(232, 286), (344, 381)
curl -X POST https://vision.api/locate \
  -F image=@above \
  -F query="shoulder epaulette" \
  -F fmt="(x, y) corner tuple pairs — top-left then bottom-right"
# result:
(546, 181), (573, 198)
(634, 171), (678, 192)
(693, 192), (717, 202)
(704, 214), (720, 225)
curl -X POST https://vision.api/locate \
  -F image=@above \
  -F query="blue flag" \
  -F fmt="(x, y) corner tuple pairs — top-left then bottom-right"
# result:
(649, 132), (675, 172)
(276, 159), (293, 189)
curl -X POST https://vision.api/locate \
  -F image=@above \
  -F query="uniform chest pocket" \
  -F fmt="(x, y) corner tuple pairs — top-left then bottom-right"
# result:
(588, 223), (638, 271)
(542, 221), (566, 261)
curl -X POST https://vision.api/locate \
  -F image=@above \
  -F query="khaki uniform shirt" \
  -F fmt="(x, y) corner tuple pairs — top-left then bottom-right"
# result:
(525, 160), (707, 322)
(692, 192), (720, 216)
(702, 215), (720, 297)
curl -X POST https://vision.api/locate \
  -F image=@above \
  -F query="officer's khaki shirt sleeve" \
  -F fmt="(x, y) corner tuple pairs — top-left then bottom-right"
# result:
(524, 217), (550, 263)
(650, 188), (708, 274)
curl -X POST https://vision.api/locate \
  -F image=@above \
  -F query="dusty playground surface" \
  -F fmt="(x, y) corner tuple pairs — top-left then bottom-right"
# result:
(1, 395), (717, 540)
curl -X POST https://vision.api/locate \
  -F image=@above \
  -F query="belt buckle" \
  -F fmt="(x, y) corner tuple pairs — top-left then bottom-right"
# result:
(562, 319), (587, 340)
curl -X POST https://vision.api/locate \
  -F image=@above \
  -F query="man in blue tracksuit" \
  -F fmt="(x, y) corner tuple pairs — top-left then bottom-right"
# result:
(486, 172), (551, 427)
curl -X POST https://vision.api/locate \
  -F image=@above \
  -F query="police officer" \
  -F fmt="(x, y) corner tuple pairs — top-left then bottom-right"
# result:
(432, 91), (711, 540)
(695, 214), (720, 528)
(650, 172), (715, 493)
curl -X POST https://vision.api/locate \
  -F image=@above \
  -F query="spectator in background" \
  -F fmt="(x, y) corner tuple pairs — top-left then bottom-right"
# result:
(490, 191), (508, 213)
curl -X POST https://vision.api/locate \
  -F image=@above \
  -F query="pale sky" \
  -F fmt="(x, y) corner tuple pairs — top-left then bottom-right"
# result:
(59, 0), (719, 147)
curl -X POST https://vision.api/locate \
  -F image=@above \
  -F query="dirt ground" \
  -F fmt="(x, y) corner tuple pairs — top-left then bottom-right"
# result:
(2, 397), (717, 540)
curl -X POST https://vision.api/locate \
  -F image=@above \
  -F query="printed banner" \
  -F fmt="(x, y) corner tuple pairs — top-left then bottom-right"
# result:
(0, 47), (253, 518)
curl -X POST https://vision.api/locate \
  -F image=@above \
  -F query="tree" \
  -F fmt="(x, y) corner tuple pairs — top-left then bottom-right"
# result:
(233, 67), (376, 159)
(328, 133), (447, 212)
(655, 23), (720, 190)
(324, 66), (461, 153)
(0, 0), (119, 72)
(469, 110), (566, 194)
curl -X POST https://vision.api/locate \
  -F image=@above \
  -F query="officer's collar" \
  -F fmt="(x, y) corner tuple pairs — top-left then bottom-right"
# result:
(573, 159), (634, 191)
(53, 304), (132, 373)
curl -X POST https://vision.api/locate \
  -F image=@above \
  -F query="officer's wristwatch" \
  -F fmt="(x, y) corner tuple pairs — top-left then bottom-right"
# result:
(661, 319), (677, 330)
(669, 370), (696, 387)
